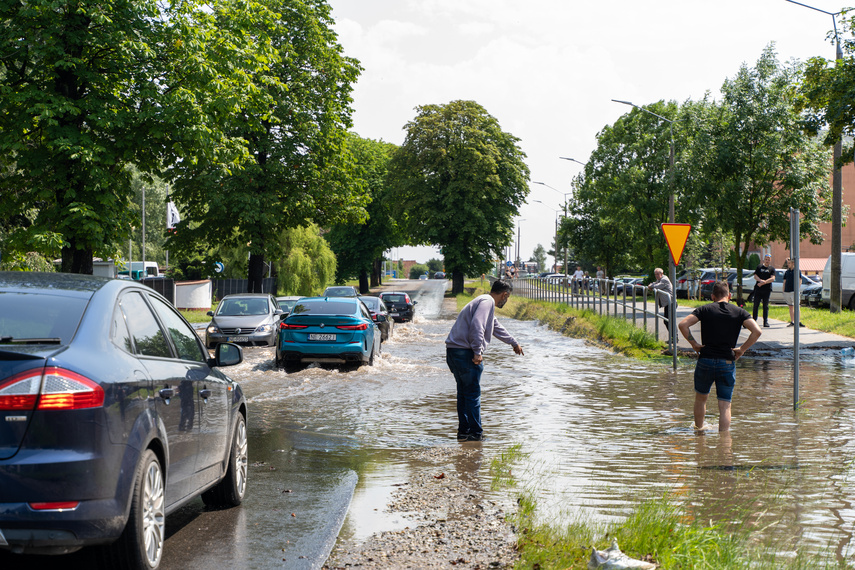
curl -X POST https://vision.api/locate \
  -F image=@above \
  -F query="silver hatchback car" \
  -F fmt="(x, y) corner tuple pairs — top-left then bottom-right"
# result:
(206, 294), (283, 348)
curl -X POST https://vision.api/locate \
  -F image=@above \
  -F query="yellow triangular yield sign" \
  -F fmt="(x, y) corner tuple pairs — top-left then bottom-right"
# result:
(661, 223), (691, 266)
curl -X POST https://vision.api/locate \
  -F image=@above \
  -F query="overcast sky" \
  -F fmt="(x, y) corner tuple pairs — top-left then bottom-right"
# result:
(327, 0), (844, 268)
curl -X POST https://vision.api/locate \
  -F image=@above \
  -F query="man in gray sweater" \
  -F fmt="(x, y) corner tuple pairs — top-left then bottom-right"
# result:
(445, 279), (524, 441)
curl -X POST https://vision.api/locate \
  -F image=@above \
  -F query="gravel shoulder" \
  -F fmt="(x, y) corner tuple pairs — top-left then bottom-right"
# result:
(323, 446), (519, 569)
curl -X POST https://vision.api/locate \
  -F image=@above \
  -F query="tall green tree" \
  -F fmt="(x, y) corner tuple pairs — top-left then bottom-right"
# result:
(0, 0), (279, 273)
(688, 46), (831, 300)
(325, 134), (402, 293)
(563, 102), (679, 276)
(527, 244), (546, 274)
(387, 100), (530, 294)
(168, 0), (364, 293)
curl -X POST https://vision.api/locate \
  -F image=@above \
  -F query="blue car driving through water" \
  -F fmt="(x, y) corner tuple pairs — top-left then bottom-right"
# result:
(275, 297), (382, 372)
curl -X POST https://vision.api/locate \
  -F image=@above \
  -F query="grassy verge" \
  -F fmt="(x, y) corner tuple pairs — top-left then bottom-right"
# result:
(457, 288), (668, 360)
(679, 298), (855, 338)
(180, 301), (217, 324)
(489, 445), (836, 570)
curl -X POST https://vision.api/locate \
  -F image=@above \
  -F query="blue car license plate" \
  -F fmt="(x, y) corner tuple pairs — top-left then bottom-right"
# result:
(308, 333), (336, 341)
(228, 336), (249, 343)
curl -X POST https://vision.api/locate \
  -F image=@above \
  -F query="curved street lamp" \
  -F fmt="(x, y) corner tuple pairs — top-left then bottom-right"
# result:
(612, 99), (677, 367)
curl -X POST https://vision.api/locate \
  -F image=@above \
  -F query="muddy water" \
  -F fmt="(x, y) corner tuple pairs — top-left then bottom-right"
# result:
(224, 280), (855, 563)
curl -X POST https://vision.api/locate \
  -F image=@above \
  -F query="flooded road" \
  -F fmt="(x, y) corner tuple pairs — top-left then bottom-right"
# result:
(185, 279), (855, 566)
(7, 278), (854, 568)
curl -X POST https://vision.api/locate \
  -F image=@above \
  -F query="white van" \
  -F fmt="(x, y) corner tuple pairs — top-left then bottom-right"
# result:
(127, 261), (160, 279)
(821, 253), (855, 309)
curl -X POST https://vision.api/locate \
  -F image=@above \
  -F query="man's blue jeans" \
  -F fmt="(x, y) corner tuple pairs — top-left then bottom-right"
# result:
(446, 348), (484, 437)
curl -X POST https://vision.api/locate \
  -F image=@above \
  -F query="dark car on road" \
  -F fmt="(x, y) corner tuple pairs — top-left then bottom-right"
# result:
(322, 285), (360, 297)
(206, 293), (283, 348)
(359, 296), (394, 342)
(0, 272), (247, 569)
(378, 291), (418, 322)
(433, 271), (446, 279)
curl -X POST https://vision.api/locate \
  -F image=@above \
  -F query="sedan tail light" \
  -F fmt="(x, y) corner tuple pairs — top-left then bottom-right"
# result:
(29, 501), (79, 511)
(336, 323), (368, 330)
(280, 323), (308, 330)
(0, 367), (104, 411)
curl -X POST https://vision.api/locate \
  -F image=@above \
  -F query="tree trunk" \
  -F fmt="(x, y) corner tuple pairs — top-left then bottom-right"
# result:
(61, 240), (93, 274)
(370, 257), (381, 287)
(358, 269), (369, 294)
(270, 261), (279, 296)
(247, 253), (265, 293)
(452, 270), (464, 295)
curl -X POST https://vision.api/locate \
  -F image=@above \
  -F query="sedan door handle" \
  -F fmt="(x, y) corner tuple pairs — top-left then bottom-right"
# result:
(199, 389), (211, 399)
(158, 388), (175, 400)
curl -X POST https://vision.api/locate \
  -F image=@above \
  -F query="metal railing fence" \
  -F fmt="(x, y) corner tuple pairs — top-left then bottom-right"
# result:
(489, 275), (673, 352)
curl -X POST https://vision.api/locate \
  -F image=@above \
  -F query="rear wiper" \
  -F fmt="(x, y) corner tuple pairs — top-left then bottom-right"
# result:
(0, 336), (62, 345)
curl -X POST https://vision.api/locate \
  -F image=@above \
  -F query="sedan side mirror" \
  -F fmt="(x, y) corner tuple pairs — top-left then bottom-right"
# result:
(207, 311), (214, 317)
(376, 315), (387, 322)
(211, 342), (243, 367)
(279, 312), (290, 320)
(413, 301), (418, 305)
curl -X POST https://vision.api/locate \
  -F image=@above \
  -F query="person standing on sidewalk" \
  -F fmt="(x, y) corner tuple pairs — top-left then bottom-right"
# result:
(678, 281), (762, 432)
(753, 254), (775, 328)
(445, 280), (524, 441)
(783, 258), (805, 327)
(647, 267), (673, 333)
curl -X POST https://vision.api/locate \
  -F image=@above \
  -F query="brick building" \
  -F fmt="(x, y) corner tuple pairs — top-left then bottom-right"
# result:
(759, 162), (855, 276)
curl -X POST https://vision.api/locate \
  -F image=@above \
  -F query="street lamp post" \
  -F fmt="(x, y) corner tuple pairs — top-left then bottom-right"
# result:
(785, 0), (844, 313)
(533, 200), (561, 272)
(533, 181), (571, 282)
(612, 99), (677, 368)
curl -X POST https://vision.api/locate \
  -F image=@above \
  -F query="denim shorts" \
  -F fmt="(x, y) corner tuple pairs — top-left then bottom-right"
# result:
(694, 357), (736, 402)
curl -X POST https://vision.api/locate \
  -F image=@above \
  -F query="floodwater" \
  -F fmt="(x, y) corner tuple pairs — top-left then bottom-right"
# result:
(15, 278), (852, 569)
(217, 279), (855, 565)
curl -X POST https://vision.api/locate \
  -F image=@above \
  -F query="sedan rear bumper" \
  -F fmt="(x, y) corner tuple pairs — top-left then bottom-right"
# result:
(279, 350), (367, 364)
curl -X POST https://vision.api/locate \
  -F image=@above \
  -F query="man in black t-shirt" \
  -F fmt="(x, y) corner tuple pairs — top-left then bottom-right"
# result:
(752, 254), (775, 327)
(678, 281), (762, 432)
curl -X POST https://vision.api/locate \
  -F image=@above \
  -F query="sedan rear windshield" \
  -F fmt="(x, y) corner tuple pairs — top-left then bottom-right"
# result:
(382, 295), (406, 303)
(290, 300), (356, 316)
(0, 292), (88, 345)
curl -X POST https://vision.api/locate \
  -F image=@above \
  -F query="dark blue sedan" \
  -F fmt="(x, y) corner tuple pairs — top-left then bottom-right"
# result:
(0, 272), (247, 569)
(275, 297), (382, 371)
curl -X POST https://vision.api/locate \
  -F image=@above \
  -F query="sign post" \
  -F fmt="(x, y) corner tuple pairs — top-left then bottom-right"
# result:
(662, 224), (692, 370)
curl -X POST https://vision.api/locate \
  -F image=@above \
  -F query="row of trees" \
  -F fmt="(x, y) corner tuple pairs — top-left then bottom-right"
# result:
(560, 45), (834, 300)
(1, 0), (532, 296)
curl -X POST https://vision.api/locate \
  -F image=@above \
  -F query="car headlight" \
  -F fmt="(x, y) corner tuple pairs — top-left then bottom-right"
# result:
(207, 325), (220, 334)
(256, 324), (274, 334)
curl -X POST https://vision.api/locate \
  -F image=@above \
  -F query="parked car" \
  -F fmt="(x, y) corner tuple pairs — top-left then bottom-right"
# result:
(419, 274), (428, 280)
(276, 295), (303, 314)
(0, 271), (247, 568)
(613, 277), (644, 296)
(359, 295), (394, 342)
(699, 269), (736, 300)
(323, 285), (360, 297)
(801, 281), (823, 307)
(206, 293), (283, 348)
(378, 291), (418, 322)
(275, 297), (382, 371)
(433, 271), (446, 279)
(821, 253), (855, 309)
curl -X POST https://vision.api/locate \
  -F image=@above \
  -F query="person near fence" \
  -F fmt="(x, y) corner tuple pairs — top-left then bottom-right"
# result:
(445, 279), (524, 441)
(783, 258), (805, 327)
(572, 265), (584, 295)
(752, 254), (775, 328)
(647, 267), (673, 332)
(677, 280), (762, 432)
